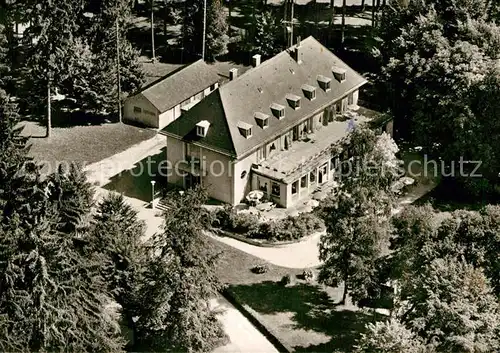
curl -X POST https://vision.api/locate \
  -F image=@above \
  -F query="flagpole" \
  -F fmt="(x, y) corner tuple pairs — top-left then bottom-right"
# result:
(116, 19), (122, 123)
(202, 0), (207, 60)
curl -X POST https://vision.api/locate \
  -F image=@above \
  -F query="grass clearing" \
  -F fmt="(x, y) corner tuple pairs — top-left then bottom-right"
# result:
(22, 121), (156, 176)
(211, 238), (384, 352)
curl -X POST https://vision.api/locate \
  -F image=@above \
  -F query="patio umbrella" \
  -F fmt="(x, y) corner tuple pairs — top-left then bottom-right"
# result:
(390, 180), (405, 193)
(246, 190), (264, 202)
(400, 176), (415, 185)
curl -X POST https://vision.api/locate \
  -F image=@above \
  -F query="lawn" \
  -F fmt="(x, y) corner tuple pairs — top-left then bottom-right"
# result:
(22, 120), (156, 177)
(211, 238), (385, 353)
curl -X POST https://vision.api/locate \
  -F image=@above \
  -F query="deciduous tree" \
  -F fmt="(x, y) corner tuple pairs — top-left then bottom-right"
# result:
(318, 127), (400, 304)
(399, 257), (500, 352)
(377, 0), (500, 194)
(355, 318), (426, 353)
(319, 187), (391, 304)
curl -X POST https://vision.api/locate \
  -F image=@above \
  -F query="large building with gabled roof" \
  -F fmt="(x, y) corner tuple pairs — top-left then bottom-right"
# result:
(123, 59), (220, 129)
(160, 36), (392, 207)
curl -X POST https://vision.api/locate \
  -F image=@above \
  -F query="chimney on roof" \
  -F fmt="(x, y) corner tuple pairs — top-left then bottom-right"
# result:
(293, 36), (302, 64)
(252, 54), (261, 67)
(229, 68), (238, 81)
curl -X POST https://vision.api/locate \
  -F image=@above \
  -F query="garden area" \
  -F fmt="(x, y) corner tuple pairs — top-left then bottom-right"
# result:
(211, 205), (325, 243)
(211, 238), (386, 353)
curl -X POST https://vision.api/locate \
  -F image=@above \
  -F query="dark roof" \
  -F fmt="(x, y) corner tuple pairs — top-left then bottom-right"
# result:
(162, 37), (367, 158)
(162, 90), (236, 156)
(140, 60), (220, 113)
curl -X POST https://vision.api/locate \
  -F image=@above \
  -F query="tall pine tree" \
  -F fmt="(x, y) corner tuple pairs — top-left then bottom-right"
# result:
(0, 89), (32, 214)
(134, 187), (226, 351)
(91, 192), (147, 328)
(47, 163), (94, 234)
(206, 0), (229, 61)
(0, 196), (125, 351)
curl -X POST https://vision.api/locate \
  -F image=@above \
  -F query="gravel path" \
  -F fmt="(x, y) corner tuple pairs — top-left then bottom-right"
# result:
(211, 297), (279, 353)
(211, 231), (324, 269)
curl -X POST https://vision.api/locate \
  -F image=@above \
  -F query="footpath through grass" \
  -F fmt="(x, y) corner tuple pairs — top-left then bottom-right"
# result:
(23, 121), (156, 177)
(211, 238), (384, 353)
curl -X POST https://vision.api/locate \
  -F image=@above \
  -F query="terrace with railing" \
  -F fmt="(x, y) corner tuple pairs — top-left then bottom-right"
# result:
(252, 109), (375, 183)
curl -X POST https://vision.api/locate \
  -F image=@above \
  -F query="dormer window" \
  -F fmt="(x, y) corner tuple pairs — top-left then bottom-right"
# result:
(237, 121), (253, 139)
(286, 94), (301, 110)
(301, 84), (316, 100)
(196, 120), (210, 137)
(254, 112), (269, 129)
(332, 66), (346, 82)
(270, 103), (285, 119)
(317, 75), (331, 92)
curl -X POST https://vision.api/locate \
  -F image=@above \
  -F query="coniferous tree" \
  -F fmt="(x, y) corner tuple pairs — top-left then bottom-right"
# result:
(0, 24), (10, 90)
(0, 89), (32, 213)
(91, 193), (147, 324)
(0, 197), (125, 351)
(22, 0), (86, 136)
(182, 0), (204, 57)
(134, 187), (225, 351)
(182, 0), (229, 60)
(47, 163), (94, 234)
(21, 0), (143, 118)
(0, 88), (124, 351)
(206, 0), (229, 61)
(83, 0), (144, 110)
(252, 11), (281, 59)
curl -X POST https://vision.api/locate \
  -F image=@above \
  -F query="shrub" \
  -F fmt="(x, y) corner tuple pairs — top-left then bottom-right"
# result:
(213, 206), (259, 234)
(232, 212), (259, 234)
(247, 212), (324, 241)
(212, 205), (234, 229)
(302, 269), (315, 282)
(214, 207), (324, 242)
(280, 274), (292, 286)
(251, 264), (269, 274)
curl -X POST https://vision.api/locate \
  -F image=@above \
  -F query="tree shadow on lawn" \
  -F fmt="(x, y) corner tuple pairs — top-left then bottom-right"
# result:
(230, 281), (381, 352)
(103, 147), (167, 202)
(25, 104), (120, 129)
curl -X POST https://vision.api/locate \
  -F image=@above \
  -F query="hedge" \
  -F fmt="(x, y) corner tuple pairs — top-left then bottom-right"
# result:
(212, 206), (324, 242)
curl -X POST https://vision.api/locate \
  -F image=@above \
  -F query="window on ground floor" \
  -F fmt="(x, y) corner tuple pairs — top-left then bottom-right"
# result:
(134, 106), (142, 113)
(259, 179), (268, 192)
(309, 170), (316, 183)
(271, 182), (280, 196)
(292, 180), (298, 195)
(300, 175), (307, 188)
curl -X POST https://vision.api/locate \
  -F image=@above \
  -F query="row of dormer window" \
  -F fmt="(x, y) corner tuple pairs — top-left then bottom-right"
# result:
(196, 66), (347, 139)
(236, 66), (347, 139)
